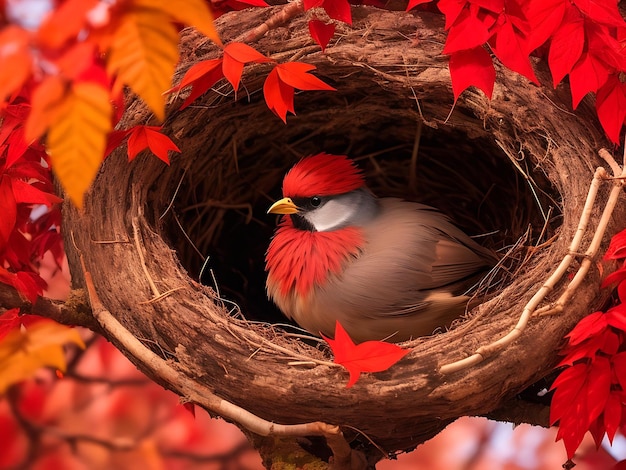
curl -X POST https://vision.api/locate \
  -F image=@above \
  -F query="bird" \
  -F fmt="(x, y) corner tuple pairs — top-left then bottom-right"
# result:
(265, 153), (498, 343)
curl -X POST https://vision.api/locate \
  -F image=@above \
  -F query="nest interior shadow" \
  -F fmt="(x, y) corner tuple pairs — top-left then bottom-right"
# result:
(161, 84), (557, 327)
(63, 6), (624, 462)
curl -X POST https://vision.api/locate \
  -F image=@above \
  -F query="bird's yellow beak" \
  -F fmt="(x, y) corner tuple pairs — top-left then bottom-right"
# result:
(267, 197), (299, 215)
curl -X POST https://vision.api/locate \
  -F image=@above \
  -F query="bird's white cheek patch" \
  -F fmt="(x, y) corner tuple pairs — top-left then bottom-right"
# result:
(306, 199), (358, 232)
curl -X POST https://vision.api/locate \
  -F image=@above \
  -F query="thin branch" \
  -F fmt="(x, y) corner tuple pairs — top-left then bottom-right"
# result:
(0, 283), (99, 332)
(234, 0), (305, 44)
(78, 254), (369, 469)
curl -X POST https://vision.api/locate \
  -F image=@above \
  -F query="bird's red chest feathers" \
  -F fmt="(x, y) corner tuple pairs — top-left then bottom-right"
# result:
(265, 217), (364, 297)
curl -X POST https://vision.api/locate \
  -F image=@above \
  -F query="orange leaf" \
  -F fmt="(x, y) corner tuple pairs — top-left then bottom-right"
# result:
(263, 66), (295, 123)
(322, 321), (411, 388)
(46, 82), (112, 208)
(106, 6), (179, 120)
(127, 125), (180, 164)
(0, 26), (32, 100)
(0, 319), (84, 394)
(157, 0), (222, 46)
(37, 0), (99, 48)
(223, 43), (272, 92)
(275, 62), (336, 91)
(25, 76), (69, 142)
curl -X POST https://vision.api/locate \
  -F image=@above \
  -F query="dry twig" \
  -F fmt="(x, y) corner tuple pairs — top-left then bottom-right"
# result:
(440, 144), (626, 375)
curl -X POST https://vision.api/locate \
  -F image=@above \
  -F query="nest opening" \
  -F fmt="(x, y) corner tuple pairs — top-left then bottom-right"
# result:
(156, 89), (560, 330)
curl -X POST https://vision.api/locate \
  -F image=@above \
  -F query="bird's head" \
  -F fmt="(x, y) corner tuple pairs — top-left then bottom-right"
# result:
(268, 153), (379, 232)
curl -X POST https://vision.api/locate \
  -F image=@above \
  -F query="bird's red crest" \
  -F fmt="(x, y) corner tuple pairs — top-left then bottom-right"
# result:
(282, 153), (365, 198)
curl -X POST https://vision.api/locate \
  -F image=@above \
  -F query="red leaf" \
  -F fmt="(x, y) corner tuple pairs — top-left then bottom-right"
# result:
(0, 268), (46, 304)
(127, 126), (180, 164)
(308, 20), (336, 52)
(104, 129), (132, 158)
(548, 9), (585, 87)
(166, 59), (225, 110)
(490, 18), (539, 84)
(472, 0), (503, 13)
(182, 402), (196, 418)
(611, 351), (626, 392)
(525, 0), (567, 52)
(438, 0), (468, 30)
(607, 303), (626, 332)
(0, 175), (17, 249)
(263, 63), (335, 122)
(559, 329), (619, 366)
(602, 265), (626, 289)
(407, 0), (434, 11)
(304, 0), (352, 25)
(596, 75), (626, 145)
(0, 308), (21, 341)
(5, 126), (29, 169)
(443, 6), (496, 54)
(603, 392), (622, 443)
(572, 0), (625, 27)
(275, 62), (336, 91)
(604, 229), (626, 260)
(585, 356), (611, 428)
(565, 311), (607, 346)
(569, 52), (611, 109)
(223, 42), (272, 92)
(10, 179), (63, 207)
(263, 67), (295, 123)
(322, 321), (410, 388)
(449, 46), (495, 101)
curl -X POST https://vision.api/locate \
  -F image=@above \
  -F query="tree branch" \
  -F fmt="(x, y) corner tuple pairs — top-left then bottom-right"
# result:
(0, 283), (100, 332)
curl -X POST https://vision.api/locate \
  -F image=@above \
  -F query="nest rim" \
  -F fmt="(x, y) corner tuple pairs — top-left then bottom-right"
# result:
(63, 6), (620, 458)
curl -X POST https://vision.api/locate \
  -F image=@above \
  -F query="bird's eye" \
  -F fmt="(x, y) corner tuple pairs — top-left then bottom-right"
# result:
(310, 196), (322, 207)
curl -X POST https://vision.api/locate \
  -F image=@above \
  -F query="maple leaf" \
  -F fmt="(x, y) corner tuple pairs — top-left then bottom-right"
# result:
(551, 358), (611, 458)
(490, 16), (539, 84)
(0, 267), (47, 304)
(564, 311), (607, 346)
(604, 228), (626, 261)
(525, 0), (568, 52)
(438, 0), (469, 30)
(0, 26), (32, 101)
(569, 52), (611, 109)
(222, 42), (273, 92)
(572, 0), (625, 27)
(46, 82), (112, 208)
(443, 6), (497, 54)
(595, 76), (626, 145)
(449, 46), (495, 101)
(0, 309), (21, 341)
(263, 62), (335, 123)
(0, 175), (17, 249)
(104, 129), (133, 158)
(308, 20), (336, 52)
(322, 321), (410, 387)
(0, 319), (84, 394)
(167, 59), (225, 110)
(547, 7), (585, 87)
(105, 5), (179, 121)
(126, 125), (180, 164)
(304, 0), (352, 25)
(407, 0), (435, 11)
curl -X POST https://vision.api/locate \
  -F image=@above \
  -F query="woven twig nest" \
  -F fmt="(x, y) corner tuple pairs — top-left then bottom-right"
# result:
(63, 6), (624, 465)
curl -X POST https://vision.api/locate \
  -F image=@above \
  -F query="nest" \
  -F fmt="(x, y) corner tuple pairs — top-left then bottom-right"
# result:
(63, 5), (624, 465)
